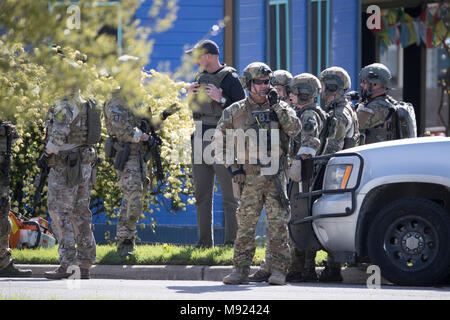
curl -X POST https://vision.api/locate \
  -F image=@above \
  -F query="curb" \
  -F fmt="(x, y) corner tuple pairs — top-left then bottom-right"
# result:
(16, 264), (390, 284)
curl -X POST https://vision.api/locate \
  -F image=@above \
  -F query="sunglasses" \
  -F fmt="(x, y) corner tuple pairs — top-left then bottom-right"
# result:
(253, 79), (270, 85)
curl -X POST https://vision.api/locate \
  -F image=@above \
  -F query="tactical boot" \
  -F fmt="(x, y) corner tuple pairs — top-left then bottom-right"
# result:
(318, 265), (343, 283)
(222, 241), (234, 247)
(0, 261), (32, 278)
(118, 239), (134, 258)
(248, 269), (270, 282)
(195, 242), (212, 249)
(301, 268), (318, 282)
(223, 266), (250, 285)
(80, 268), (90, 280)
(268, 269), (286, 285)
(44, 266), (73, 280)
(286, 270), (303, 283)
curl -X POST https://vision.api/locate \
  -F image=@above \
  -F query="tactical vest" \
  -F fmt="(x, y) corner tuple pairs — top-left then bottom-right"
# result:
(230, 98), (289, 171)
(293, 103), (328, 156)
(388, 96), (417, 139)
(361, 96), (397, 144)
(103, 99), (146, 156)
(343, 103), (360, 149)
(67, 99), (102, 146)
(192, 66), (236, 125)
(328, 99), (360, 149)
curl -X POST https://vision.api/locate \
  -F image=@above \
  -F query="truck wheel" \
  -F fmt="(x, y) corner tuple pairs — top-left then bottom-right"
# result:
(367, 198), (450, 286)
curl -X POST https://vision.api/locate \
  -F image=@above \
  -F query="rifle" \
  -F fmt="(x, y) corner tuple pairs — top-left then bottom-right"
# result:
(2, 124), (12, 180)
(345, 90), (360, 102)
(268, 168), (291, 217)
(29, 127), (50, 217)
(0, 123), (12, 210)
(140, 103), (180, 184)
(31, 164), (50, 216)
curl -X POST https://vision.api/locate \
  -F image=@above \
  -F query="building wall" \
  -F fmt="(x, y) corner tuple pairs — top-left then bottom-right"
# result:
(235, 0), (309, 75)
(127, 0), (360, 243)
(136, 0), (224, 72)
(234, 0), (360, 84)
(136, 0), (359, 84)
(291, 0), (308, 75)
(235, 0), (267, 72)
(330, 0), (359, 90)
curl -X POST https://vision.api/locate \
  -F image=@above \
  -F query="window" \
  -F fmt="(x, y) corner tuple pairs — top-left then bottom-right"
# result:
(308, 0), (330, 76)
(268, 0), (290, 71)
(424, 44), (449, 132)
(379, 44), (403, 101)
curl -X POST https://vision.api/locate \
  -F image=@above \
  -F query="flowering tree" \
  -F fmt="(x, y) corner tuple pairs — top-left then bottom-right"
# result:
(0, 0), (195, 227)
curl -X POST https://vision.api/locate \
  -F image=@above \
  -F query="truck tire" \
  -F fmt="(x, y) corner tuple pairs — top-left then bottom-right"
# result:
(367, 197), (450, 286)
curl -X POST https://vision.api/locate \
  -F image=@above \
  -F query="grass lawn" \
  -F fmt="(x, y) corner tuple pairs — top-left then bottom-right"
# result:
(12, 244), (328, 266)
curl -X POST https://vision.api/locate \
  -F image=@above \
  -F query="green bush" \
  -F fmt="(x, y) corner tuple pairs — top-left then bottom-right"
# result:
(0, 1), (196, 231)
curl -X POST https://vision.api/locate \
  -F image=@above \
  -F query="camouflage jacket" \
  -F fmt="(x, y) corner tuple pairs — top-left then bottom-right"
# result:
(323, 96), (359, 154)
(214, 96), (301, 170)
(103, 96), (145, 144)
(46, 92), (87, 154)
(292, 102), (326, 158)
(356, 95), (397, 144)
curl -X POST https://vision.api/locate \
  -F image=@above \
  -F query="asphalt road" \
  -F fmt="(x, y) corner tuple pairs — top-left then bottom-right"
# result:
(1, 278), (449, 300)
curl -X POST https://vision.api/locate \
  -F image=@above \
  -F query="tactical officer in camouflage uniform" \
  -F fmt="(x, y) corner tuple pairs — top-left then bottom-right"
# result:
(320, 67), (360, 155)
(271, 70), (293, 104)
(42, 89), (100, 280)
(316, 66), (359, 282)
(218, 62), (301, 285)
(286, 73), (328, 282)
(356, 63), (401, 144)
(104, 90), (153, 257)
(0, 121), (32, 277)
(187, 40), (245, 247)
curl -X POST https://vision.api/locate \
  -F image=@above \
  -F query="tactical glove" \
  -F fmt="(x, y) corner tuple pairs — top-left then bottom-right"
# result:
(37, 152), (50, 169)
(230, 167), (246, 184)
(346, 91), (360, 101)
(267, 89), (278, 107)
(233, 173), (245, 184)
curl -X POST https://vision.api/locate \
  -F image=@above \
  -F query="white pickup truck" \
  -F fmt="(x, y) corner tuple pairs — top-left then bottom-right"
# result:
(289, 136), (450, 286)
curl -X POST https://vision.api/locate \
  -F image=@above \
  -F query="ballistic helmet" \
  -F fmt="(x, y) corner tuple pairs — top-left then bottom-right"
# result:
(360, 63), (392, 88)
(319, 66), (351, 96)
(271, 70), (293, 87)
(241, 62), (272, 90)
(289, 73), (322, 102)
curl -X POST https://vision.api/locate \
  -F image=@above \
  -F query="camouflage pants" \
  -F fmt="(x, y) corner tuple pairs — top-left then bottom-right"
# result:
(233, 174), (291, 273)
(0, 182), (11, 269)
(325, 252), (341, 270)
(48, 164), (96, 268)
(289, 239), (316, 273)
(116, 155), (146, 246)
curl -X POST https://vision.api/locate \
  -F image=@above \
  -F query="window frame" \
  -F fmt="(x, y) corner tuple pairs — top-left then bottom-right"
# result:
(307, 0), (331, 77)
(267, 0), (291, 72)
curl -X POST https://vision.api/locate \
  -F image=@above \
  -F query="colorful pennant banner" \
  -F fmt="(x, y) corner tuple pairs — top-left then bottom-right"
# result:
(371, 6), (449, 49)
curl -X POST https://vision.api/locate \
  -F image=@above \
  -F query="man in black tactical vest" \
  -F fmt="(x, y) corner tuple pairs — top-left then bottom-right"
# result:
(186, 40), (245, 247)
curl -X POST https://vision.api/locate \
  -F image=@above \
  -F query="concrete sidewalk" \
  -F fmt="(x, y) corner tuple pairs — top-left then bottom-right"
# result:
(16, 264), (390, 285)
